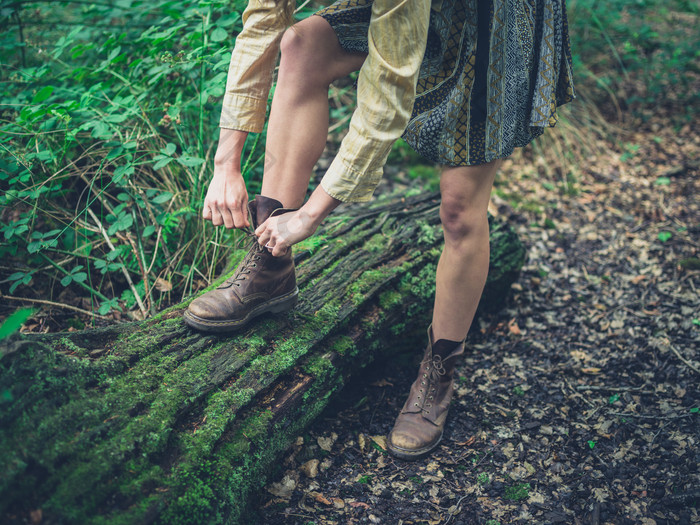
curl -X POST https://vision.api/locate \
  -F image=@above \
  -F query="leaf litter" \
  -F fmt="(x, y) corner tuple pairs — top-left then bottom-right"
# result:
(255, 113), (699, 524)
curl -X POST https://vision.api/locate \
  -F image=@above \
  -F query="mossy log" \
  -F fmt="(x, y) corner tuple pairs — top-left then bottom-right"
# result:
(0, 192), (525, 525)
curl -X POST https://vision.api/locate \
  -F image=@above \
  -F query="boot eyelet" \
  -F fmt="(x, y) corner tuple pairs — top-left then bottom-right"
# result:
(423, 374), (427, 378)
(414, 403), (419, 407)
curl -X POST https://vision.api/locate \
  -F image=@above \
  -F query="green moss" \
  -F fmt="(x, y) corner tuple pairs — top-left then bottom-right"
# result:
(348, 267), (397, 306)
(295, 234), (327, 254)
(504, 482), (530, 501)
(379, 289), (403, 310)
(398, 263), (437, 301)
(363, 233), (386, 253)
(57, 336), (88, 357)
(330, 335), (354, 356)
(303, 354), (334, 381)
(416, 220), (438, 245)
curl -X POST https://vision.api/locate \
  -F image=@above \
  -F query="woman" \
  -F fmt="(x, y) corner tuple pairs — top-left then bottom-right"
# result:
(183, 0), (575, 459)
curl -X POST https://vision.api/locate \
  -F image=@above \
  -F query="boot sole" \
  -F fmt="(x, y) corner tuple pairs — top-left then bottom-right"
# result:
(386, 432), (443, 461)
(183, 287), (298, 333)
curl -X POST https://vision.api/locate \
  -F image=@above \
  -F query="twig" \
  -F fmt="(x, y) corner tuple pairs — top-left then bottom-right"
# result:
(117, 230), (152, 314)
(444, 493), (471, 524)
(86, 208), (148, 317)
(1, 294), (109, 319)
(609, 412), (694, 420)
(669, 344), (700, 375)
(576, 385), (654, 393)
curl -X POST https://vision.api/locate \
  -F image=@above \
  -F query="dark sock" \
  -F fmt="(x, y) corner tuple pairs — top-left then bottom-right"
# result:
(432, 338), (462, 359)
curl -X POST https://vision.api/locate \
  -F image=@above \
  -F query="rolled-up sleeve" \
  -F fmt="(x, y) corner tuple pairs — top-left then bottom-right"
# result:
(320, 0), (431, 203)
(219, 0), (294, 132)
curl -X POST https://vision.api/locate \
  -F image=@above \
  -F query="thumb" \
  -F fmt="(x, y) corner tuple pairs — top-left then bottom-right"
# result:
(255, 218), (268, 236)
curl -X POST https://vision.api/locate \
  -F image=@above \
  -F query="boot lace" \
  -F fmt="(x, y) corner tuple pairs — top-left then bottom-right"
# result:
(220, 227), (264, 289)
(414, 354), (447, 415)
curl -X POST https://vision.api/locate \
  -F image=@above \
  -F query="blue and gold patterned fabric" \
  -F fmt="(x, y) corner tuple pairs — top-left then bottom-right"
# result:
(316, 0), (576, 166)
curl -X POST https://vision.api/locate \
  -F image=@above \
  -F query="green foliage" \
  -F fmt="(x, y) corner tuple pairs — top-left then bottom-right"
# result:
(567, 0), (699, 112)
(0, 0), (263, 317)
(503, 482), (530, 501)
(0, 308), (36, 340)
(658, 231), (672, 242)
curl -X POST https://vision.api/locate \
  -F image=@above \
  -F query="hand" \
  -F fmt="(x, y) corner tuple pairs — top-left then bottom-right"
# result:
(202, 165), (250, 229)
(255, 209), (318, 257)
(203, 129), (250, 229)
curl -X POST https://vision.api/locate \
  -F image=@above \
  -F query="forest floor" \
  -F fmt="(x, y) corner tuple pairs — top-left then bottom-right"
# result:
(254, 111), (700, 525)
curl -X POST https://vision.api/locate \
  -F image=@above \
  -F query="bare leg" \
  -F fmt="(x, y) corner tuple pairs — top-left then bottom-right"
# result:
(431, 160), (502, 342)
(261, 16), (366, 209)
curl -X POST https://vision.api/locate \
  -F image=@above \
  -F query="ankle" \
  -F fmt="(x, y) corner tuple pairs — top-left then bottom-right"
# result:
(432, 338), (462, 359)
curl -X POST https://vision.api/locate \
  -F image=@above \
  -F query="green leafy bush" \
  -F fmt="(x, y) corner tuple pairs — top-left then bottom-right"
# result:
(0, 0), (276, 319)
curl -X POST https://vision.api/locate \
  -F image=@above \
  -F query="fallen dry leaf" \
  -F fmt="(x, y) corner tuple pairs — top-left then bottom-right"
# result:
(370, 435), (387, 451)
(266, 474), (296, 499)
(300, 459), (319, 478)
(154, 277), (173, 292)
(456, 435), (477, 446)
(308, 491), (332, 505)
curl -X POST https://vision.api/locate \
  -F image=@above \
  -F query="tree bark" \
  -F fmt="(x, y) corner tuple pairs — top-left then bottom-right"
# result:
(0, 192), (525, 525)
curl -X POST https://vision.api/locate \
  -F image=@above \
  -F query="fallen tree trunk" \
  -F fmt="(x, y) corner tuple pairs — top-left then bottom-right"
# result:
(0, 192), (525, 525)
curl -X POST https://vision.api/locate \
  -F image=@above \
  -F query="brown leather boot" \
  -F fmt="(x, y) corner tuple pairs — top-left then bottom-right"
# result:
(183, 195), (298, 332)
(387, 326), (465, 460)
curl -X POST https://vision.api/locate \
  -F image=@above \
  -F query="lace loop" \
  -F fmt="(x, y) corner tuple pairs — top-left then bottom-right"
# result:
(413, 351), (451, 415)
(221, 229), (264, 288)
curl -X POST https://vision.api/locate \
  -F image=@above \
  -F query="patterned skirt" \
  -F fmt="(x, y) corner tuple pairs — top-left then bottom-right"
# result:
(316, 0), (576, 166)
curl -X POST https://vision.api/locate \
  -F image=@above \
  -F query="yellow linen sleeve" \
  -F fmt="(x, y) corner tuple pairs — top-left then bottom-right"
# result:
(219, 0), (295, 132)
(320, 0), (431, 203)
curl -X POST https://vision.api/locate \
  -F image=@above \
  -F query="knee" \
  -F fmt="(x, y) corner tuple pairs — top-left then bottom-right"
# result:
(279, 25), (326, 81)
(279, 27), (308, 69)
(439, 197), (488, 247)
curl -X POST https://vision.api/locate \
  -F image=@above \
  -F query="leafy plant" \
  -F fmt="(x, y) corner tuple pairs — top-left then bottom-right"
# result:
(0, 0), (321, 322)
(504, 482), (530, 501)
(0, 308), (36, 341)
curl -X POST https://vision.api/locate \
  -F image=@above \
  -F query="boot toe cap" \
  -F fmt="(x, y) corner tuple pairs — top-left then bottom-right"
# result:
(187, 293), (231, 320)
(389, 430), (425, 451)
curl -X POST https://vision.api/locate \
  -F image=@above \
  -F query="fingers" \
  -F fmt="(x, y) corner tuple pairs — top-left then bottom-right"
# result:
(203, 199), (249, 229)
(270, 244), (289, 257)
(254, 219), (289, 257)
(210, 206), (224, 227)
(231, 201), (249, 229)
(256, 220), (271, 247)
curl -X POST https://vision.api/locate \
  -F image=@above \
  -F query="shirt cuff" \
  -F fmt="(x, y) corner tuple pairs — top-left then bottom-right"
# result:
(320, 156), (383, 203)
(219, 94), (268, 133)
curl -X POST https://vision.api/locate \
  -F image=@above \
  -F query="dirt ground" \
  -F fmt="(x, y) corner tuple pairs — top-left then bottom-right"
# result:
(253, 117), (700, 524)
